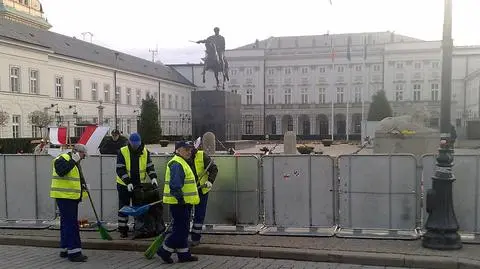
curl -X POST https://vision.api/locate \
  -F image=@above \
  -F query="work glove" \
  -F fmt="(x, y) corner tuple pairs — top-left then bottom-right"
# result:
(127, 184), (134, 192)
(151, 178), (158, 188)
(71, 152), (81, 163)
(205, 181), (213, 189)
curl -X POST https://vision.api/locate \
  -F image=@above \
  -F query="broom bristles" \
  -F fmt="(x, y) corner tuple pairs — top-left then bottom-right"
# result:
(98, 223), (113, 241)
(144, 234), (165, 259)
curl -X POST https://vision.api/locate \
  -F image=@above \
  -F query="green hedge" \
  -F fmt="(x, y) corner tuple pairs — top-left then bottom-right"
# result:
(0, 138), (36, 154)
(0, 137), (81, 154)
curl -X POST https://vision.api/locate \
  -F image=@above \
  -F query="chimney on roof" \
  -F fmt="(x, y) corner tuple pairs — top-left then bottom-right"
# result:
(254, 39), (260, 48)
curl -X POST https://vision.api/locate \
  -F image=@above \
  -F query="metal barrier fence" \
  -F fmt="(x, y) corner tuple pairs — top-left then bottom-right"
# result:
(336, 154), (420, 239)
(261, 155), (337, 236)
(421, 154), (480, 243)
(2, 153), (480, 243)
(0, 155), (55, 228)
(0, 154), (262, 234)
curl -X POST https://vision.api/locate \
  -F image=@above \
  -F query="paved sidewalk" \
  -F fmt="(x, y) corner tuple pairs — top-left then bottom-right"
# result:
(0, 229), (479, 268)
(0, 245), (402, 269)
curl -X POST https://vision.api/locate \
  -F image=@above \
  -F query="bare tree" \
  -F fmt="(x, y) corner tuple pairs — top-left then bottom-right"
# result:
(28, 110), (52, 138)
(0, 110), (8, 127)
(0, 110), (8, 138)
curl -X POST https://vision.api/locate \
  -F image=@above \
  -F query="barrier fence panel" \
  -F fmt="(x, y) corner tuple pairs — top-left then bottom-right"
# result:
(0, 155), (5, 220)
(100, 155), (120, 224)
(421, 154), (480, 243)
(5, 155), (36, 220)
(202, 155), (261, 234)
(35, 155), (56, 221)
(235, 155), (261, 227)
(336, 154), (419, 239)
(261, 155), (336, 236)
(0, 155), (52, 228)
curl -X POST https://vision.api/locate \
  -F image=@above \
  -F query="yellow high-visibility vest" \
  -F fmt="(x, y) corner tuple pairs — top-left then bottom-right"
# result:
(116, 146), (148, 186)
(50, 153), (88, 200)
(194, 150), (210, 194)
(163, 155), (199, 205)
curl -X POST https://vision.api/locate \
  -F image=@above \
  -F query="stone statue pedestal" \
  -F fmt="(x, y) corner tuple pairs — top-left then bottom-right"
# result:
(283, 131), (297, 154)
(191, 91), (241, 147)
(373, 113), (440, 156)
(374, 131), (440, 156)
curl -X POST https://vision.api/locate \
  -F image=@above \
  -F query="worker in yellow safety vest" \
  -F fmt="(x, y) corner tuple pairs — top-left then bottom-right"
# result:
(157, 141), (199, 264)
(186, 146), (218, 246)
(115, 133), (158, 238)
(50, 144), (89, 263)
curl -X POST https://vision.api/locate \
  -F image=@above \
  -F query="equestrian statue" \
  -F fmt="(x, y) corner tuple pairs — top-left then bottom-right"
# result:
(196, 27), (230, 90)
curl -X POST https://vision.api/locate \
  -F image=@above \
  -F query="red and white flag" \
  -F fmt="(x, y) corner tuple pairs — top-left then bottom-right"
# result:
(77, 125), (110, 154)
(49, 127), (67, 145)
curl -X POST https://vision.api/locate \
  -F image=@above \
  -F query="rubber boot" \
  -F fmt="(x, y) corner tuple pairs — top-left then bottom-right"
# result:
(68, 253), (88, 262)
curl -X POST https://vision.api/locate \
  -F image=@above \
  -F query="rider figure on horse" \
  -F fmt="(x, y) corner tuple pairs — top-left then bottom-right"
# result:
(196, 27), (229, 89)
(196, 27), (226, 67)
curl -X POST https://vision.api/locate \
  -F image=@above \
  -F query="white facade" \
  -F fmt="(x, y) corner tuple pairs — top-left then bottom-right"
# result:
(0, 34), (193, 139)
(159, 82), (192, 136)
(172, 32), (480, 138)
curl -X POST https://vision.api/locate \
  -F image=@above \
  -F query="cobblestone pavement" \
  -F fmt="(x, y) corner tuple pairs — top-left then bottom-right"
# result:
(0, 245), (409, 269)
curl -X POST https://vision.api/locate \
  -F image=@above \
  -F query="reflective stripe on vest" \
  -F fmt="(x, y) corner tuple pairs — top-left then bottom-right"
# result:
(50, 153), (88, 200)
(116, 146), (148, 186)
(163, 155), (199, 205)
(194, 151), (210, 194)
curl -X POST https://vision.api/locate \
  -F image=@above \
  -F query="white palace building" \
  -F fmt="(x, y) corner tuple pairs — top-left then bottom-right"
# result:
(172, 32), (480, 138)
(3, 0), (480, 140)
(0, 0), (194, 139)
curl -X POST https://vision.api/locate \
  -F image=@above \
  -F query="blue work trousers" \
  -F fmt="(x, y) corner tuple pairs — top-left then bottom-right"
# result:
(56, 198), (82, 257)
(191, 191), (209, 242)
(117, 183), (132, 233)
(158, 204), (193, 260)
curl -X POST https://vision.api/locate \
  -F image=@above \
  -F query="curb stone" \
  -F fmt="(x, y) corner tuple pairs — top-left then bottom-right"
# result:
(0, 235), (479, 269)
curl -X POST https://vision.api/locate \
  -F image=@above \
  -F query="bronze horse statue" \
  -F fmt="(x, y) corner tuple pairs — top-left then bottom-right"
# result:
(201, 40), (229, 90)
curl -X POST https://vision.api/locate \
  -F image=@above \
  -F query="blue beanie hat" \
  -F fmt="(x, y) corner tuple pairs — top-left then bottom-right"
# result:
(129, 133), (141, 146)
(175, 140), (194, 150)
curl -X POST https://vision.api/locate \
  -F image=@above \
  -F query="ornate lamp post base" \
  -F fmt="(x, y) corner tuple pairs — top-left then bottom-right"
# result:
(423, 230), (461, 250)
(422, 141), (462, 250)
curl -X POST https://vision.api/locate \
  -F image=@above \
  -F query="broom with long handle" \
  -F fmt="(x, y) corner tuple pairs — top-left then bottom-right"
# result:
(144, 159), (213, 259)
(84, 186), (112, 240)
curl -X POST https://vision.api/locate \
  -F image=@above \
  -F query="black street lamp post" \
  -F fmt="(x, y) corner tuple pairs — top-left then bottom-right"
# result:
(134, 109), (141, 132)
(69, 105), (78, 119)
(180, 113), (191, 139)
(51, 103), (60, 126)
(114, 52), (119, 130)
(422, 0), (462, 250)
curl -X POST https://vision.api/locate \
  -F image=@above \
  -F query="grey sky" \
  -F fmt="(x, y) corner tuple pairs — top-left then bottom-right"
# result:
(40, 0), (480, 64)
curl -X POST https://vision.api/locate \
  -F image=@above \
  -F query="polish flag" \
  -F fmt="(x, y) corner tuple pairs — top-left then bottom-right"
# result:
(49, 127), (67, 145)
(77, 125), (110, 154)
